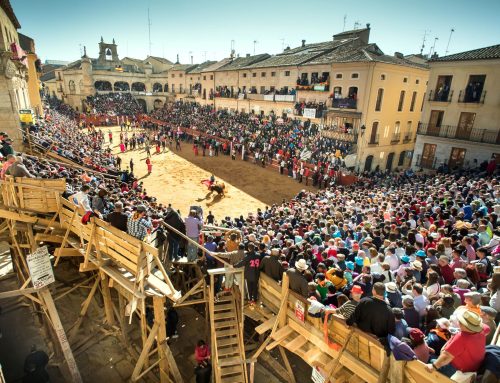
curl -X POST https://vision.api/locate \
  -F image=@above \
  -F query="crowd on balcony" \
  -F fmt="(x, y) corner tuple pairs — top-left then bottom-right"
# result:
(84, 92), (142, 116)
(6, 98), (499, 381)
(294, 101), (327, 118)
(296, 73), (330, 91)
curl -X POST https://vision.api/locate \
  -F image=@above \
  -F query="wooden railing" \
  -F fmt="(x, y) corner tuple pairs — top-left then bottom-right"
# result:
(257, 273), (455, 383)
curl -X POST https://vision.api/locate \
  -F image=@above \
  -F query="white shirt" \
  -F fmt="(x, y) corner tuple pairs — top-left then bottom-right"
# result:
(72, 191), (91, 211)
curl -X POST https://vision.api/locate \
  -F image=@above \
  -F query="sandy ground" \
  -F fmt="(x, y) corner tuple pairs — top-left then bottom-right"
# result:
(106, 126), (314, 220)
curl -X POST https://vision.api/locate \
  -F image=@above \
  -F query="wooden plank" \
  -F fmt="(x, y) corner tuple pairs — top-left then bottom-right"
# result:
(39, 287), (82, 383)
(266, 326), (293, 351)
(100, 273), (116, 326)
(405, 360), (454, 383)
(131, 322), (159, 381)
(278, 346), (296, 383)
(339, 352), (379, 383)
(255, 316), (276, 335)
(284, 335), (307, 352)
(0, 287), (38, 299)
(153, 296), (170, 383)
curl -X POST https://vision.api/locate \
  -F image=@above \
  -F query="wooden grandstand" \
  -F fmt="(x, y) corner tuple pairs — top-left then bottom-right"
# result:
(0, 174), (494, 383)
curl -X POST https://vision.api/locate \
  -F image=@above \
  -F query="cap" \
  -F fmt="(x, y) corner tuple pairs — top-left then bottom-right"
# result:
(351, 285), (363, 294)
(409, 328), (424, 343)
(136, 205), (146, 212)
(480, 306), (498, 318)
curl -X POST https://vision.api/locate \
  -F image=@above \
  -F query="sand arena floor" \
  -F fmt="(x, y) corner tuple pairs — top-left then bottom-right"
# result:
(106, 126), (313, 220)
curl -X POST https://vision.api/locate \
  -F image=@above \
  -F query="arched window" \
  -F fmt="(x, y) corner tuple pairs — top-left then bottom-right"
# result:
(153, 83), (163, 93)
(364, 155), (374, 172)
(164, 84), (169, 92)
(68, 80), (76, 94)
(375, 88), (384, 111)
(114, 82), (130, 91)
(348, 86), (358, 99)
(153, 99), (164, 109)
(131, 82), (146, 92)
(398, 151), (406, 166)
(94, 81), (112, 91)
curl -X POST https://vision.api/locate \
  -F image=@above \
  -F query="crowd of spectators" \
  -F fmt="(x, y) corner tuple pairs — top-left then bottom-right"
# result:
(4, 98), (499, 381)
(85, 93), (142, 116)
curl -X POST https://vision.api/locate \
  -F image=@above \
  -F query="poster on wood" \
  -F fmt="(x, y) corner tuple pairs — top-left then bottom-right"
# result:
(294, 300), (305, 322)
(311, 367), (329, 383)
(27, 246), (55, 289)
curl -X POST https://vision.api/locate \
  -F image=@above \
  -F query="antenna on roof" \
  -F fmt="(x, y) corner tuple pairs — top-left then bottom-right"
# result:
(353, 21), (360, 30)
(343, 14), (347, 31)
(420, 30), (429, 55)
(445, 28), (455, 56)
(79, 43), (82, 57)
(253, 40), (258, 55)
(147, 8), (152, 56)
(230, 40), (235, 58)
(189, 51), (193, 64)
(429, 37), (438, 57)
(280, 38), (285, 51)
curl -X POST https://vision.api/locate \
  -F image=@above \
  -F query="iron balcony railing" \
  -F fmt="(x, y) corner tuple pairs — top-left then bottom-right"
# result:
(417, 123), (499, 145)
(457, 89), (486, 104)
(332, 98), (357, 109)
(402, 132), (412, 143)
(391, 132), (401, 143)
(427, 89), (453, 102)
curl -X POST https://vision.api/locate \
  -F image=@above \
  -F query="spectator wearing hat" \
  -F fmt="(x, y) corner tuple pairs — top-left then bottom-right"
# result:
(259, 248), (284, 282)
(385, 282), (403, 308)
(286, 258), (309, 297)
(127, 205), (151, 240)
(409, 328), (434, 363)
(425, 310), (489, 378)
(328, 285), (363, 321)
(427, 318), (452, 357)
(395, 255), (411, 281)
(480, 306), (497, 344)
(185, 210), (202, 262)
(346, 282), (395, 338)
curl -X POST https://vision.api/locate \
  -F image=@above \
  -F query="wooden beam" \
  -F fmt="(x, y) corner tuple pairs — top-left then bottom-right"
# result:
(100, 273), (116, 326)
(0, 287), (38, 300)
(131, 322), (160, 381)
(278, 346), (296, 383)
(39, 287), (82, 383)
(153, 296), (170, 383)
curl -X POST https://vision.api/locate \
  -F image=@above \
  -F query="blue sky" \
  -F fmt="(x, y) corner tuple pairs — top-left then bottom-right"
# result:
(12, 0), (500, 64)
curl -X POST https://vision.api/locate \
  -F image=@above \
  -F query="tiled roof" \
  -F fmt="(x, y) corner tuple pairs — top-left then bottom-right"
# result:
(121, 57), (143, 63)
(430, 44), (500, 62)
(40, 71), (55, 82)
(187, 61), (217, 74)
(215, 54), (270, 71)
(146, 56), (173, 64)
(169, 63), (198, 72)
(200, 58), (234, 72)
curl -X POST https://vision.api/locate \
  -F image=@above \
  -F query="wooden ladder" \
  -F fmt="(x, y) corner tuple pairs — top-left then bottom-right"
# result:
(209, 270), (247, 383)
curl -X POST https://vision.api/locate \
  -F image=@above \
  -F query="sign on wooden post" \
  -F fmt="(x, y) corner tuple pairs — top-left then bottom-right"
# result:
(311, 367), (328, 383)
(27, 246), (55, 289)
(294, 300), (305, 322)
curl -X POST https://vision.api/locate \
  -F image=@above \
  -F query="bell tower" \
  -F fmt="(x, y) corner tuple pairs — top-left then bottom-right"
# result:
(97, 37), (119, 65)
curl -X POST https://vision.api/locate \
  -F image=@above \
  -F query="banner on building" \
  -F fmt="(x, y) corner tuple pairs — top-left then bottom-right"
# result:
(303, 108), (316, 118)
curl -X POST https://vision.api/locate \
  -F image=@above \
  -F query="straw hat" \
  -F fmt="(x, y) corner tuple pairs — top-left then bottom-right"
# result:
(295, 259), (309, 271)
(411, 260), (423, 271)
(385, 282), (398, 293)
(457, 310), (483, 333)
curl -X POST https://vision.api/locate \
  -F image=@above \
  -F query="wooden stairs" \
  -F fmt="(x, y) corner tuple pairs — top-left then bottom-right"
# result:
(209, 278), (247, 383)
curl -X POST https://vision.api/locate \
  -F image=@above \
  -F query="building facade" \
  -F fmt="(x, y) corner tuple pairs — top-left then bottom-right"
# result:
(0, 0), (29, 149)
(412, 45), (500, 170)
(19, 33), (42, 115)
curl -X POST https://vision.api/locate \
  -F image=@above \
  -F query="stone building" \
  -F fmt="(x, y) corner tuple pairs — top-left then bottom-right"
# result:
(412, 44), (500, 170)
(48, 38), (174, 112)
(19, 33), (42, 115)
(0, 0), (29, 150)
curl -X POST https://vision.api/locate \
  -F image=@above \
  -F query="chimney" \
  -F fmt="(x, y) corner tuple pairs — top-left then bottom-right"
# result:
(176, 54), (179, 64)
(285, 46), (290, 51)
(246, 53), (250, 58)
(366, 23), (371, 29)
(301, 39), (306, 47)
(394, 52), (404, 59)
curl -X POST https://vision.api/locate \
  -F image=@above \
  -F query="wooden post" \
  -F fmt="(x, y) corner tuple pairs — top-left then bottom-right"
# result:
(153, 296), (169, 383)
(278, 346), (296, 383)
(100, 273), (116, 325)
(39, 287), (83, 383)
(118, 293), (130, 347)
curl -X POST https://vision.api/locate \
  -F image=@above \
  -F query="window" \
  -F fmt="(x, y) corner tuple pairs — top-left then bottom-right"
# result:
(252, 73), (257, 78)
(421, 143), (437, 168)
(395, 121), (401, 133)
(335, 73), (343, 79)
(375, 88), (384, 111)
(180, 74), (183, 78)
(403, 77), (408, 83)
(333, 86), (342, 98)
(428, 110), (444, 134)
(380, 74), (386, 80)
(203, 76), (206, 80)
(351, 73), (359, 79)
(457, 112), (476, 140)
(398, 151), (406, 166)
(171, 74), (175, 78)
(370, 122), (379, 144)
(210, 75), (213, 80)
(284, 71), (290, 76)
(261, 72), (266, 77)
(243, 73), (247, 78)
(416, 79), (420, 84)
(171, 84), (175, 92)
(462, 74), (486, 103)
(270, 86), (275, 92)
(421, 93), (425, 111)
(397, 90), (405, 111)
(190, 77), (192, 81)
(434, 75), (453, 101)
(410, 91), (417, 112)
(271, 72), (276, 77)
(449, 148), (467, 169)
(348, 86), (358, 99)
(260, 86), (265, 94)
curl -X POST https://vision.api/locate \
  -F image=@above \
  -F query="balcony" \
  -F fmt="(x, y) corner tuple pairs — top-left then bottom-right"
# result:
(458, 89), (486, 104)
(390, 132), (401, 143)
(402, 133), (412, 143)
(417, 123), (499, 145)
(427, 89), (453, 102)
(368, 134), (379, 145)
(332, 98), (357, 109)
(321, 126), (358, 144)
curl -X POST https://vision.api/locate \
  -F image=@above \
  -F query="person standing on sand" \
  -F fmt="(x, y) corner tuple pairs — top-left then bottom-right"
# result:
(146, 158), (152, 174)
(130, 159), (134, 173)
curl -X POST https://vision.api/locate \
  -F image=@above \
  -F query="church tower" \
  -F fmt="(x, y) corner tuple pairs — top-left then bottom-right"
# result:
(97, 37), (120, 65)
